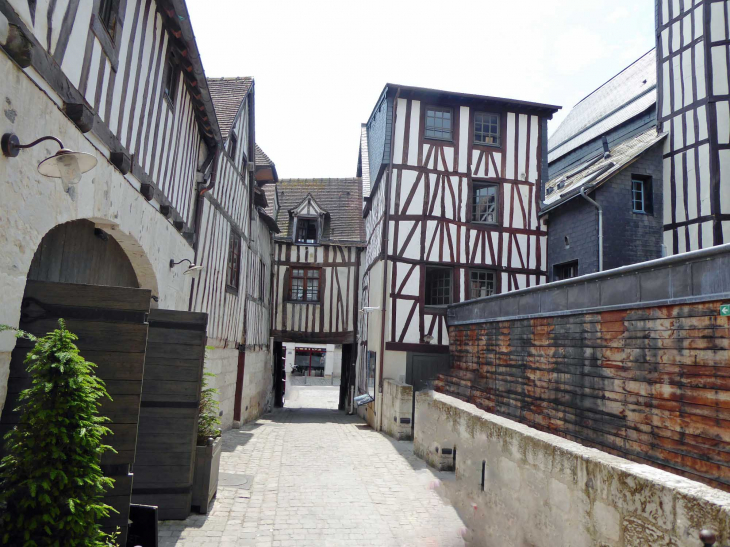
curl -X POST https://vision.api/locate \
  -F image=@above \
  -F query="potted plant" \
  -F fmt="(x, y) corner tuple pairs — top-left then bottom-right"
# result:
(191, 372), (222, 514)
(0, 321), (119, 546)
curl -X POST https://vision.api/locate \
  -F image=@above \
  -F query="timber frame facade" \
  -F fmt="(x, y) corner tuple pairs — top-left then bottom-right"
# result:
(656, 0), (730, 252)
(357, 83), (560, 429)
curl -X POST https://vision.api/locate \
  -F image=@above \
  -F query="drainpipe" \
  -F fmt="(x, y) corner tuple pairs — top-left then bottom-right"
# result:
(377, 86), (400, 432)
(579, 186), (603, 272)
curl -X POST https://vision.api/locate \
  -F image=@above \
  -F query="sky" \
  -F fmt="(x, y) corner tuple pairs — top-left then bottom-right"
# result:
(186, 0), (656, 179)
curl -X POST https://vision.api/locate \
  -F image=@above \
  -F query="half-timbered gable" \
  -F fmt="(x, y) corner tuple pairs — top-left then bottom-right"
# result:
(656, 0), (730, 252)
(0, 0), (221, 232)
(268, 178), (365, 344)
(356, 84), (559, 430)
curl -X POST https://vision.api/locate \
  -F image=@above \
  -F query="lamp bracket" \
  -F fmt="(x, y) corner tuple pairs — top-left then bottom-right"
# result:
(2, 133), (65, 158)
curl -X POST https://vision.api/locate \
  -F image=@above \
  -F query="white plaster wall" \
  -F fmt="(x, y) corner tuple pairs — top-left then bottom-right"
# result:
(415, 391), (730, 547)
(238, 348), (272, 425)
(203, 347), (239, 432)
(0, 54), (193, 414)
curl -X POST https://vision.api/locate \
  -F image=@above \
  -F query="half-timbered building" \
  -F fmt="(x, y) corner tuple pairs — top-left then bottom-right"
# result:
(191, 78), (278, 430)
(656, 0), (730, 252)
(542, 50), (667, 279)
(356, 84), (559, 431)
(266, 178), (364, 404)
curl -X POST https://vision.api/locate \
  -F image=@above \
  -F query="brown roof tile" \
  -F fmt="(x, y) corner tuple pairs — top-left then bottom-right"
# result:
(207, 77), (253, 141)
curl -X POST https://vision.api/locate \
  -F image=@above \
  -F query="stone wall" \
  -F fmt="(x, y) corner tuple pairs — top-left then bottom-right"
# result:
(381, 379), (413, 440)
(443, 244), (730, 491)
(415, 390), (730, 547)
(203, 347), (239, 432)
(238, 347), (272, 425)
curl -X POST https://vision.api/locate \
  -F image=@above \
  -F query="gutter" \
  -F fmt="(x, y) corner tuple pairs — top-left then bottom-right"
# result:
(579, 185), (603, 272)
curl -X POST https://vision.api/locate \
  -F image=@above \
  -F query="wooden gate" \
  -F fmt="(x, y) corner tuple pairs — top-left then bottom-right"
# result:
(131, 309), (208, 519)
(0, 280), (152, 545)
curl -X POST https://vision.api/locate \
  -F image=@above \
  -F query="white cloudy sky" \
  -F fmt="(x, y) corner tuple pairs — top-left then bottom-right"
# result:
(187, 0), (655, 178)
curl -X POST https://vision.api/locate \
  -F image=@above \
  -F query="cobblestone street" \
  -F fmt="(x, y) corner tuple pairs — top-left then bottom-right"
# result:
(158, 386), (467, 547)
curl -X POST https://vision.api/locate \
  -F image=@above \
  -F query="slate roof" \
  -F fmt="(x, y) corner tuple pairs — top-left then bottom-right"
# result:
(548, 50), (656, 163)
(266, 179), (365, 244)
(358, 124), (371, 197)
(542, 127), (667, 211)
(256, 144), (274, 168)
(207, 77), (253, 140)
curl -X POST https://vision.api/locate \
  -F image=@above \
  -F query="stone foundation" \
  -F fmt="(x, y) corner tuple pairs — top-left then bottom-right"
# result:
(381, 379), (413, 440)
(415, 390), (730, 547)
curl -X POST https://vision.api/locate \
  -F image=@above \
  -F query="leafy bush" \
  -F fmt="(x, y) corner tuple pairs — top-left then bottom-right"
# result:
(0, 320), (118, 546)
(197, 372), (221, 445)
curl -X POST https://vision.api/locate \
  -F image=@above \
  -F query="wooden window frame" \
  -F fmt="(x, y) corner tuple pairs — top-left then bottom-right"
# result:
(424, 106), (453, 142)
(471, 181), (500, 225)
(225, 231), (241, 294)
(631, 175), (653, 215)
(467, 269), (497, 300)
(473, 111), (501, 147)
(163, 54), (180, 110)
(228, 131), (238, 160)
(553, 260), (578, 281)
(424, 266), (453, 307)
(288, 267), (321, 303)
(90, 0), (122, 70)
(294, 218), (319, 245)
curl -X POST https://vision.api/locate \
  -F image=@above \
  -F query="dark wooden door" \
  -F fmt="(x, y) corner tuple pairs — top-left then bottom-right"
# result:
(131, 308), (208, 520)
(1, 280), (152, 545)
(233, 349), (246, 422)
(406, 352), (450, 429)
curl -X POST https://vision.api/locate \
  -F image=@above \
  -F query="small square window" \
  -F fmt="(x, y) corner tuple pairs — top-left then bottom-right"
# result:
(295, 219), (318, 244)
(425, 107), (453, 141)
(290, 268), (320, 302)
(474, 112), (500, 146)
(425, 267), (452, 306)
(163, 56), (179, 107)
(472, 183), (499, 224)
(554, 261), (578, 281)
(469, 270), (496, 299)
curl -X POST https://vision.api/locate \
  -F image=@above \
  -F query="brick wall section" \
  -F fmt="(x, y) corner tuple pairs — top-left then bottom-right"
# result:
(437, 300), (730, 492)
(547, 142), (664, 279)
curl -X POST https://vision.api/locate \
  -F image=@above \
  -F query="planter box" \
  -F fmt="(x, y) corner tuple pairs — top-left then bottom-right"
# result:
(191, 436), (222, 514)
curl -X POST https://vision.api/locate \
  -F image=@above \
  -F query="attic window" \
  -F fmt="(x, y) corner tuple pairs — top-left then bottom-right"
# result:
(295, 219), (318, 244)
(557, 181), (565, 190)
(546, 187), (554, 195)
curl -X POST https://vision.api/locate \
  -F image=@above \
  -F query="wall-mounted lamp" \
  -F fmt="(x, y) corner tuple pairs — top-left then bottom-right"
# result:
(169, 258), (204, 275)
(2, 133), (97, 193)
(423, 334), (434, 344)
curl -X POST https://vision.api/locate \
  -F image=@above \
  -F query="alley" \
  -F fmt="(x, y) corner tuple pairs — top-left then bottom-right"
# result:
(158, 386), (467, 547)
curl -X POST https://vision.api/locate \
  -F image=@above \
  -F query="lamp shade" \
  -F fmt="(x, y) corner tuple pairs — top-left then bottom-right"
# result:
(37, 149), (97, 179)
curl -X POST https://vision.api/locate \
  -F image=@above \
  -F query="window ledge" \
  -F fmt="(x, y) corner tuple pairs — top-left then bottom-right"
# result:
(424, 305), (449, 315)
(286, 300), (322, 305)
(225, 285), (239, 296)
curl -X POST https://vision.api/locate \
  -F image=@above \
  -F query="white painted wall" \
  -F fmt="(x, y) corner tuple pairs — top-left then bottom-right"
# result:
(0, 54), (193, 413)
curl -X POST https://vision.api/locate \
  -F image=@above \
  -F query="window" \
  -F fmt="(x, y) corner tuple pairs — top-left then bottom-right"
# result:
(474, 112), (500, 146)
(226, 232), (241, 292)
(632, 176), (653, 214)
(98, 0), (117, 41)
(228, 132), (238, 159)
(163, 56), (179, 107)
(472, 182), (499, 223)
(469, 270), (496, 299)
(425, 267), (452, 306)
(259, 258), (265, 299)
(554, 261), (578, 281)
(290, 268), (320, 302)
(425, 107), (452, 141)
(295, 219), (318, 244)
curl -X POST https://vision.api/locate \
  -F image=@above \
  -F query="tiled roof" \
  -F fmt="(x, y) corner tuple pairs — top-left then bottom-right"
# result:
(548, 50), (656, 163)
(255, 144), (274, 167)
(271, 179), (365, 244)
(207, 77), (253, 140)
(543, 127), (667, 210)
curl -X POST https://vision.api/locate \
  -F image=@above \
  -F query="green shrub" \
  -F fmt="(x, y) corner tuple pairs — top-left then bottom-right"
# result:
(0, 320), (118, 546)
(197, 372), (221, 445)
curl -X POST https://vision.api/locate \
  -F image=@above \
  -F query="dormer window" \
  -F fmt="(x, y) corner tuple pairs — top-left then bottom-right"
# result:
(295, 219), (318, 244)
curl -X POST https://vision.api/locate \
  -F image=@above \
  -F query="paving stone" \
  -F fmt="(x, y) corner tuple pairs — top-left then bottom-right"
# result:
(159, 386), (465, 546)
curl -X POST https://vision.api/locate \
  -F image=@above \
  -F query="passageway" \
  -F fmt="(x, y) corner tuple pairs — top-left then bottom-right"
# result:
(159, 387), (467, 546)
